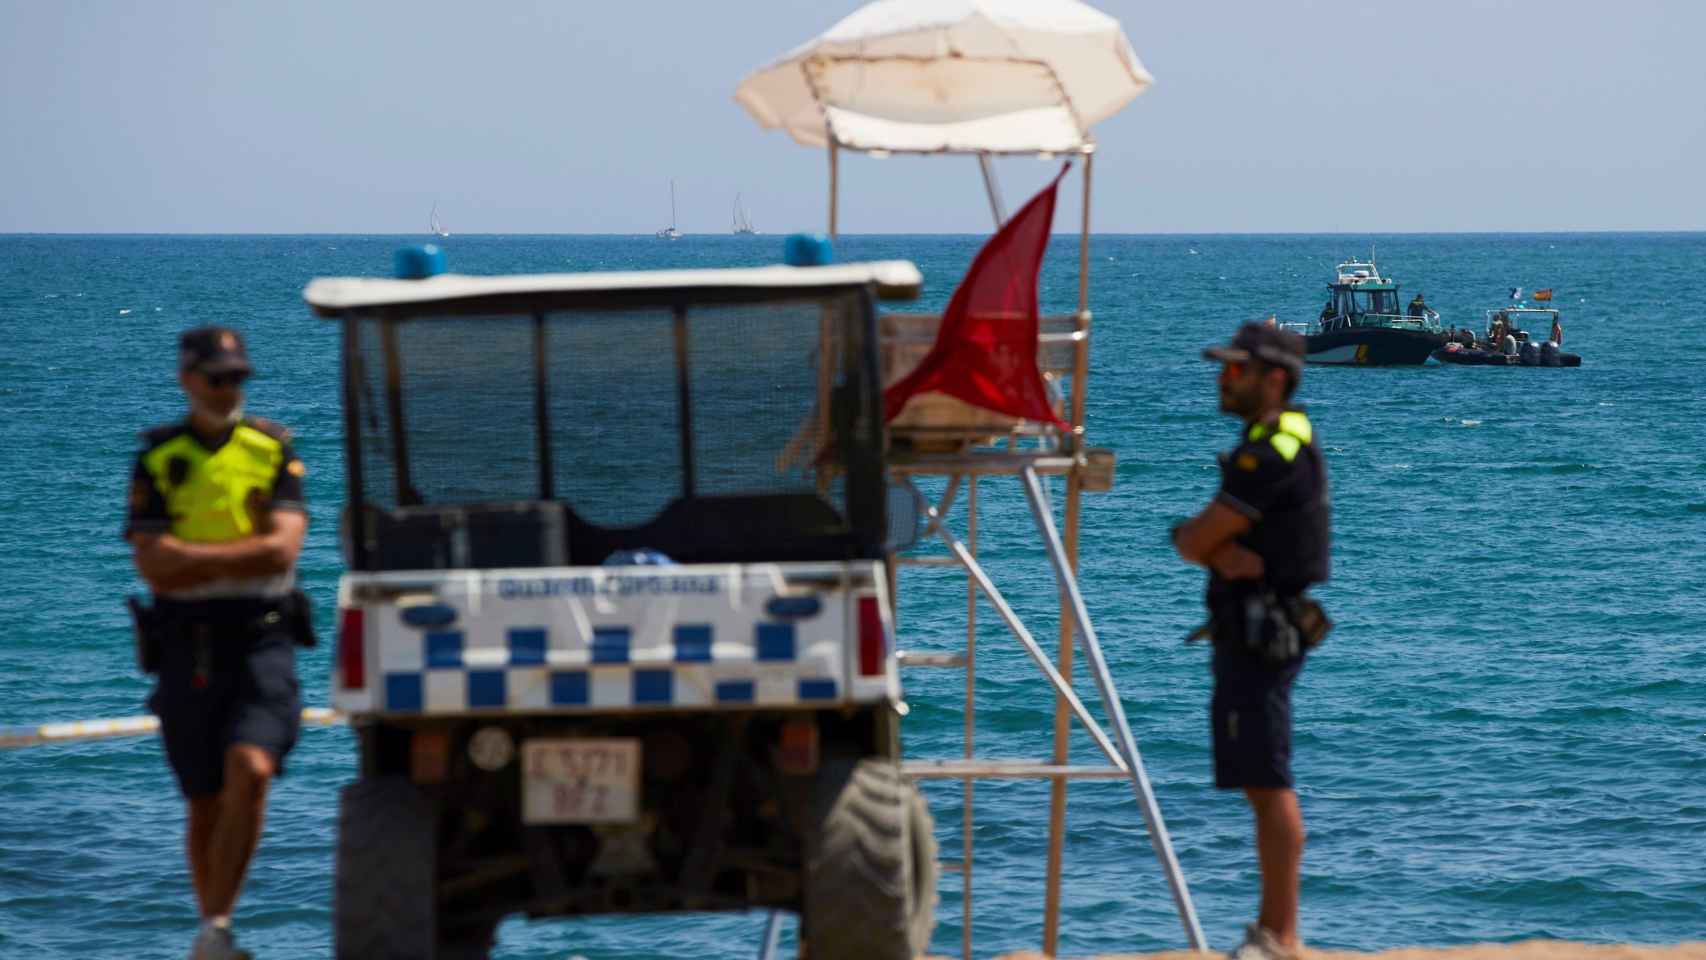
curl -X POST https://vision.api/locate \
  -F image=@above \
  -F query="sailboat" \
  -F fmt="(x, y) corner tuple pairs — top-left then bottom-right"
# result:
(656, 180), (682, 240)
(429, 202), (450, 238)
(732, 193), (757, 235)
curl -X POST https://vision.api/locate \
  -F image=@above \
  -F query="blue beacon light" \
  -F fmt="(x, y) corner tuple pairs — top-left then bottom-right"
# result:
(394, 244), (446, 279)
(783, 233), (834, 267)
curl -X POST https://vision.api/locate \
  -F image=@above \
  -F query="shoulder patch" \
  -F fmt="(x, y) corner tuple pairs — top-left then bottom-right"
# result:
(138, 422), (188, 450)
(1277, 410), (1313, 444)
(243, 416), (293, 443)
(1236, 452), (1260, 471)
(286, 458), (307, 478)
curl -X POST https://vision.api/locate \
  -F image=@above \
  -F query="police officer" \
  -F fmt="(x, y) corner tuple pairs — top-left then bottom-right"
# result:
(124, 326), (309, 960)
(1172, 323), (1330, 960)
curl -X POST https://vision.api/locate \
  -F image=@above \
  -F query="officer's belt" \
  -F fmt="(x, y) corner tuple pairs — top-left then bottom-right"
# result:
(152, 594), (293, 626)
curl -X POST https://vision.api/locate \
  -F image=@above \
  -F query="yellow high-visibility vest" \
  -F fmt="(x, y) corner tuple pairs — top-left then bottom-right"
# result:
(141, 422), (286, 543)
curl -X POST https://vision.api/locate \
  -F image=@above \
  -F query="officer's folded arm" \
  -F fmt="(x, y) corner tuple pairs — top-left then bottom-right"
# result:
(1172, 501), (1264, 580)
(129, 509), (307, 593)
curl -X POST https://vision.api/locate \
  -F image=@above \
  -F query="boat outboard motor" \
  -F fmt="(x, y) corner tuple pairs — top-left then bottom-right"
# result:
(1540, 340), (1561, 367)
(1520, 340), (1541, 366)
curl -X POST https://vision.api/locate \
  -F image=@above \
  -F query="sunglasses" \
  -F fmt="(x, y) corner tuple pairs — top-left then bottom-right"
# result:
(205, 370), (251, 388)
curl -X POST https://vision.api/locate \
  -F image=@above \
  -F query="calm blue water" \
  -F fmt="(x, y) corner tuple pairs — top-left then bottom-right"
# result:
(2, 234), (1703, 959)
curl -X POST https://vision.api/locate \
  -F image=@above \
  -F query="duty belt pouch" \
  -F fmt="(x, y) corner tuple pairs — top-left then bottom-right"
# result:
(284, 588), (318, 648)
(1285, 594), (1332, 651)
(1243, 594), (1301, 662)
(127, 596), (164, 674)
(1230, 592), (1333, 662)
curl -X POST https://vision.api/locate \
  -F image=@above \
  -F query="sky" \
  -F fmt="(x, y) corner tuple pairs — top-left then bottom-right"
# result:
(2, 0), (1703, 234)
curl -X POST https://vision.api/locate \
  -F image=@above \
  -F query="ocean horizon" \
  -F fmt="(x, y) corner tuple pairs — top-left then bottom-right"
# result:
(1, 232), (1702, 959)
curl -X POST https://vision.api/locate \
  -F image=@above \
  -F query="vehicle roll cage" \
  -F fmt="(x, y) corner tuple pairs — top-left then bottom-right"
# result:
(319, 275), (910, 571)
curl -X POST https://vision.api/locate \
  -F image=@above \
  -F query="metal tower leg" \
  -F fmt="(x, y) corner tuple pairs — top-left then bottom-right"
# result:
(1043, 464), (1080, 956)
(906, 479), (1129, 772)
(756, 910), (782, 960)
(962, 474), (978, 960)
(1020, 466), (1209, 952)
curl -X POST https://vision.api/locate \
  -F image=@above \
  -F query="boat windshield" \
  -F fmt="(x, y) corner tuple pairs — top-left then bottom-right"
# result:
(1334, 288), (1401, 316)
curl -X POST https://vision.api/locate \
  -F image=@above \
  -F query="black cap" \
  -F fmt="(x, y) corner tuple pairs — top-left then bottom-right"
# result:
(1203, 322), (1305, 375)
(178, 325), (252, 375)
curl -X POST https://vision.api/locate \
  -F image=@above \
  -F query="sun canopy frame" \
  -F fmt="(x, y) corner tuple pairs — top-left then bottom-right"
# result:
(735, 0), (1152, 235)
(735, 0), (1151, 158)
(784, 54), (1092, 157)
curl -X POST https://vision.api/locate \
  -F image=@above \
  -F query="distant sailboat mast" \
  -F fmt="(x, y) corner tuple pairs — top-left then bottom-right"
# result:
(429, 202), (450, 238)
(657, 179), (682, 239)
(732, 193), (757, 235)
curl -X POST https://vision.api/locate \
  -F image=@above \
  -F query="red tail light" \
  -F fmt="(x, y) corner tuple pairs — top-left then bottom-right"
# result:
(337, 607), (366, 690)
(857, 594), (886, 676)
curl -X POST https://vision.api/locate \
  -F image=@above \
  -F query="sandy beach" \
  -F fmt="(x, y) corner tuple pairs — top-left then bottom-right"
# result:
(985, 943), (1706, 960)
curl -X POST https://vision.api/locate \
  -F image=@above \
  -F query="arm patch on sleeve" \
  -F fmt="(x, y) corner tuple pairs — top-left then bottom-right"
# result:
(244, 416), (294, 443)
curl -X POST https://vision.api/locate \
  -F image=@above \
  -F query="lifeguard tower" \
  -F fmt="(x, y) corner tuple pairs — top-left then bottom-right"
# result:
(737, 2), (1209, 956)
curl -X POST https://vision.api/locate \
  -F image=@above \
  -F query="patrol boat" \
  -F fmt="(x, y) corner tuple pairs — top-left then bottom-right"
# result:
(1290, 258), (1447, 365)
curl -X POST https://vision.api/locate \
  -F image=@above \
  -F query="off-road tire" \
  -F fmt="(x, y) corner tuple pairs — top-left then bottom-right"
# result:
(801, 757), (938, 960)
(335, 776), (442, 960)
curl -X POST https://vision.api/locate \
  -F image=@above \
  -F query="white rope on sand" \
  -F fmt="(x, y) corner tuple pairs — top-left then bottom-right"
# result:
(0, 707), (344, 749)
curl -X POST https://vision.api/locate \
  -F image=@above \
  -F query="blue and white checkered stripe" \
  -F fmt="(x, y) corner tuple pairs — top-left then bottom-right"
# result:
(371, 620), (845, 713)
(332, 561), (901, 715)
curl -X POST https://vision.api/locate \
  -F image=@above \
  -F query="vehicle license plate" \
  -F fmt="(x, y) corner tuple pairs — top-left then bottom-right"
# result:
(521, 738), (641, 825)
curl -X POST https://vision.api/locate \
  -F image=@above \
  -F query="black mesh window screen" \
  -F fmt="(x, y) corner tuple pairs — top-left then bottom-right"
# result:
(542, 309), (682, 528)
(349, 319), (396, 507)
(402, 316), (540, 504)
(685, 299), (849, 503)
(345, 287), (879, 562)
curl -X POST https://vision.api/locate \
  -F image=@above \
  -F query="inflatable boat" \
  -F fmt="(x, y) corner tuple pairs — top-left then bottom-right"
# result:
(1433, 340), (1580, 367)
(1433, 305), (1581, 367)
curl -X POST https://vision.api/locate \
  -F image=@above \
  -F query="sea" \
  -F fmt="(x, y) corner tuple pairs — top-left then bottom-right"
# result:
(2, 233), (1703, 959)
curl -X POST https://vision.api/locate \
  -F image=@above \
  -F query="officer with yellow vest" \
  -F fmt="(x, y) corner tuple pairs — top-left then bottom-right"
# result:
(124, 326), (309, 960)
(1172, 322), (1331, 960)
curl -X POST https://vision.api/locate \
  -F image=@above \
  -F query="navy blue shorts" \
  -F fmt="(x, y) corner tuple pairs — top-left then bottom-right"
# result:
(148, 618), (301, 798)
(1210, 648), (1304, 790)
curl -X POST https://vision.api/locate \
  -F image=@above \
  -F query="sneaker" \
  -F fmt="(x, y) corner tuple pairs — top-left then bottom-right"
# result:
(188, 921), (253, 960)
(1226, 922), (1302, 960)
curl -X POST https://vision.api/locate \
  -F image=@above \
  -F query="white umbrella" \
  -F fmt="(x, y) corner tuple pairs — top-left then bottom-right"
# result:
(735, 0), (1153, 154)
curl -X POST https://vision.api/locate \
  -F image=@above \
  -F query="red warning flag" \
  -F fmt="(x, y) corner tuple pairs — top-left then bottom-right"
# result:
(1532, 288), (1554, 301)
(883, 164), (1071, 429)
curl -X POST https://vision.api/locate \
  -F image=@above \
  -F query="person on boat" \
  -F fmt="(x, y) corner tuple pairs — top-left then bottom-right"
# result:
(1550, 314), (1564, 346)
(125, 327), (311, 960)
(1407, 292), (1428, 318)
(1172, 323), (1331, 960)
(1487, 313), (1508, 348)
